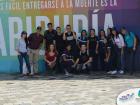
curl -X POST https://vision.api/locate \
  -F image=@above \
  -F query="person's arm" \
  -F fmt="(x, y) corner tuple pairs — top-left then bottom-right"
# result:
(87, 40), (89, 50)
(15, 40), (21, 55)
(96, 41), (99, 54)
(50, 57), (57, 64)
(44, 52), (51, 64)
(84, 57), (92, 65)
(53, 31), (57, 45)
(62, 53), (68, 62)
(41, 35), (44, 43)
(44, 31), (48, 48)
(73, 32), (77, 39)
(28, 34), (32, 42)
(73, 58), (79, 67)
(77, 37), (81, 49)
(62, 54), (74, 62)
(63, 31), (67, 40)
(119, 34), (125, 55)
(133, 36), (137, 51)
(105, 47), (111, 62)
(53, 40), (56, 45)
(44, 56), (51, 64)
(37, 35), (44, 49)
(52, 53), (57, 63)
(62, 51), (74, 62)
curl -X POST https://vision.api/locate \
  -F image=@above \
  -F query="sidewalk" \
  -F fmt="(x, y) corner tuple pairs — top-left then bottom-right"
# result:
(0, 73), (140, 105)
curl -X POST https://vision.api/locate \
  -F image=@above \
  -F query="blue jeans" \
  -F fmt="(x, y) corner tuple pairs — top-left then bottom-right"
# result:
(18, 52), (31, 74)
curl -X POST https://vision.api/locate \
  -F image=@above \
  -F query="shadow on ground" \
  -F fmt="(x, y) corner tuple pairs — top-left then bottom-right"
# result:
(0, 71), (140, 81)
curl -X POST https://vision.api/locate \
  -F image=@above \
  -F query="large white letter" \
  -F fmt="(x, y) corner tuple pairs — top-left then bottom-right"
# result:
(73, 15), (88, 36)
(26, 16), (32, 35)
(9, 17), (23, 56)
(36, 16), (50, 30)
(54, 16), (60, 29)
(0, 18), (7, 56)
(64, 15), (69, 28)
(92, 14), (98, 35)
(104, 13), (114, 34)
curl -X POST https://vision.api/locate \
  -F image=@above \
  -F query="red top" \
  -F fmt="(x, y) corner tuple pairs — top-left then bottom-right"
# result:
(45, 51), (57, 62)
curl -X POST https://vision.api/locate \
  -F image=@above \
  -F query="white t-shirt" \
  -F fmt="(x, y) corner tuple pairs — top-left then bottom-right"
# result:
(16, 39), (27, 53)
(114, 34), (125, 48)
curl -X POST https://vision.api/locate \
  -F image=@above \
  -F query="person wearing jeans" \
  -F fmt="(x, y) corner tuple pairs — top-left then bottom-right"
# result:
(16, 31), (31, 76)
(107, 29), (125, 75)
(28, 26), (44, 75)
(121, 27), (137, 75)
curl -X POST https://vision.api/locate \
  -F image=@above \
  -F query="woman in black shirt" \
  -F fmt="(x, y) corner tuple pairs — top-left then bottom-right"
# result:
(98, 29), (108, 71)
(77, 30), (88, 48)
(87, 29), (99, 71)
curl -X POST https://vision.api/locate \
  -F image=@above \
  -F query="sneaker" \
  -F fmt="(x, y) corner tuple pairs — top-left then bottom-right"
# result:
(65, 72), (70, 76)
(119, 70), (124, 75)
(107, 71), (113, 74)
(65, 72), (73, 76)
(82, 64), (86, 70)
(110, 70), (117, 75)
(64, 69), (70, 76)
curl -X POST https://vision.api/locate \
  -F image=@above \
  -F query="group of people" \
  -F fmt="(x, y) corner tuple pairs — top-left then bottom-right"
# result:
(16, 23), (137, 77)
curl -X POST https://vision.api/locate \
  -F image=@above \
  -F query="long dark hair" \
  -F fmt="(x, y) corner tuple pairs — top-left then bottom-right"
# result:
(99, 29), (106, 39)
(21, 31), (28, 48)
(111, 28), (119, 39)
(89, 28), (95, 36)
(81, 30), (87, 37)
(47, 43), (57, 53)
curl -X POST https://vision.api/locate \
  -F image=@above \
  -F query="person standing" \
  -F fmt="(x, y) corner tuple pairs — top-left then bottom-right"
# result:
(108, 29), (125, 75)
(98, 29), (108, 71)
(121, 27), (137, 75)
(55, 27), (65, 73)
(44, 23), (57, 49)
(87, 29), (99, 71)
(16, 31), (31, 76)
(28, 26), (44, 75)
(77, 30), (88, 48)
(63, 25), (77, 57)
(55, 27), (65, 55)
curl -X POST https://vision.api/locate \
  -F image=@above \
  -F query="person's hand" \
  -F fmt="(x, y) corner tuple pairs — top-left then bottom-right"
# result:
(48, 62), (52, 66)
(104, 59), (107, 62)
(133, 47), (136, 51)
(64, 30), (67, 34)
(83, 63), (87, 66)
(96, 50), (98, 54)
(104, 58), (108, 62)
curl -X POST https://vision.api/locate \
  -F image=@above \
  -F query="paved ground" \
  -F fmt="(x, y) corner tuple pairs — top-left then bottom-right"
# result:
(0, 72), (140, 105)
